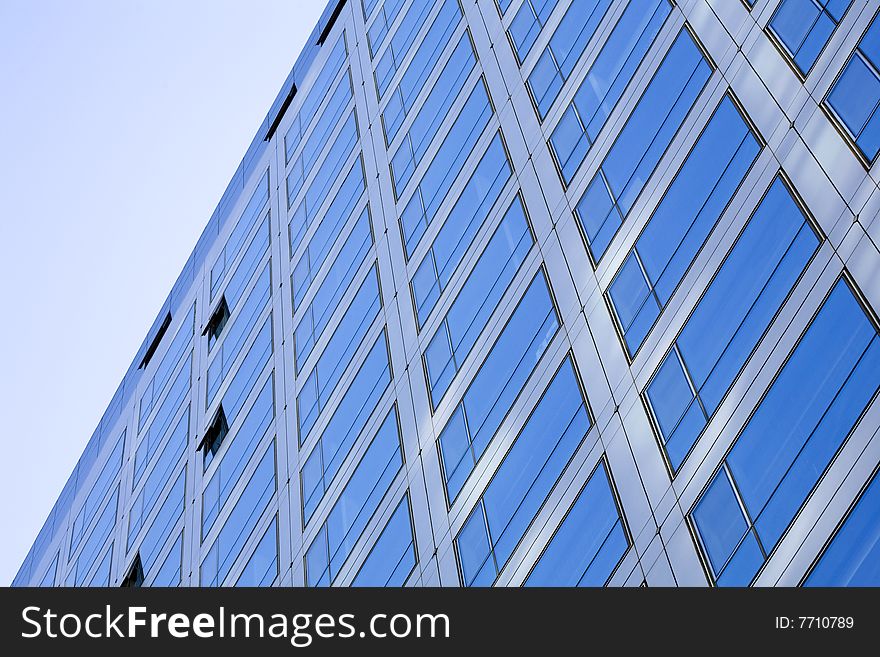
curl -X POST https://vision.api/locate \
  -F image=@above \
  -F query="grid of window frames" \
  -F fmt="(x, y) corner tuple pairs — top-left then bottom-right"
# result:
(527, 0), (613, 118)
(645, 176), (821, 473)
(16, 0), (880, 591)
(606, 94), (762, 359)
(805, 465), (880, 586)
(574, 28), (713, 263)
(768, 0), (853, 76)
(825, 9), (880, 163)
(691, 278), (880, 586)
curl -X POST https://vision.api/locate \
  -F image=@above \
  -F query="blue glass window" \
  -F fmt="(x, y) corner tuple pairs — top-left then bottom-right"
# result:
(214, 314), (272, 425)
(203, 375), (275, 533)
(306, 409), (403, 586)
(390, 35), (476, 195)
(208, 216), (270, 353)
(294, 208), (373, 368)
(646, 177), (819, 472)
(151, 532), (183, 587)
(806, 467), (880, 586)
(691, 278), (880, 585)
(287, 110), (358, 212)
(399, 80), (494, 258)
(352, 495), (417, 586)
(607, 95), (761, 358)
(139, 304), (195, 427)
(70, 487), (118, 586)
(293, 205), (372, 317)
(286, 71), (353, 167)
(439, 270), (560, 502)
(424, 198), (534, 409)
(363, 0), (380, 21)
(290, 156), (366, 261)
(207, 262), (271, 406)
(301, 331), (392, 523)
(382, 0), (462, 143)
(411, 133), (511, 327)
(69, 431), (125, 557)
(457, 357), (591, 585)
(508, 0), (558, 63)
(549, 0), (670, 180)
(368, 0), (406, 56)
(527, 0), (613, 118)
(129, 410), (187, 547)
(210, 169), (270, 300)
(201, 441), (276, 586)
(575, 28), (712, 263)
(297, 266), (382, 440)
(236, 517), (279, 587)
(526, 460), (629, 586)
(38, 556), (57, 588)
(285, 36), (347, 159)
(374, 0), (437, 98)
(134, 355), (191, 486)
(87, 546), (113, 587)
(135, 468), (185, 582)
(769, 0), (852, 76)
(826, 11), (880, 162)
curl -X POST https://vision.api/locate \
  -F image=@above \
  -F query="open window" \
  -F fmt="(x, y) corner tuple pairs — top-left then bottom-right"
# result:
(203, 297), (230, 350)
(199, 405), (229, 467)
(121, 554), (144, 588)
(139, 312), (172, 370)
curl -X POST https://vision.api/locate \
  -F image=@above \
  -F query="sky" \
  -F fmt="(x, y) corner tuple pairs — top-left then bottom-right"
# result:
(0, 0), (326, 586)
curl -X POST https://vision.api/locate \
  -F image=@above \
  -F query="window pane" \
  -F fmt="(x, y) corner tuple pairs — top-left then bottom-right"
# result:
(382, 0), (462, 143)
(526, 461), (628, 586)
(425, 198), (534, 408)
(806, 468), (880, 586)
(306, 409), (403, 586)
(457, 357), (591, 585)
(353, 495), (417, 586)
(549, 0), (670, 179)
(608, 95), (760, 357)
(691, 279), (880, 584)
(576, 28), (712, 263)
(769, 0), (852, 75)
(301, 331), (392, 523)
(645, 176), (819, 471)
(439, 271), (560, 502)
(826, 12), (880, 162)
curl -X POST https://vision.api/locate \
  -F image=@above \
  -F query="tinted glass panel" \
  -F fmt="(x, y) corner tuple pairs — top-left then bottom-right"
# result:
(607, 96), (760, 357)
(575, 29), (712, 263)
(353, 495), (417, 586)
(826, 13), (880, 162)
(806, 468), (880, 586)
(526, 461), (628, 586)
(645, 177), (819, 471)
(769, 0), (852, 76)
(692, 279), (880, 585)
(306, 409), (403, 586)
(549, 0), (669, 179)
(457, 357), (590, 585)
(439, 270), (560, 502)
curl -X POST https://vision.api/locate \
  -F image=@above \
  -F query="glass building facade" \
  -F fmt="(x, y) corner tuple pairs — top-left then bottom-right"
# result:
(14, 0), (880, 588)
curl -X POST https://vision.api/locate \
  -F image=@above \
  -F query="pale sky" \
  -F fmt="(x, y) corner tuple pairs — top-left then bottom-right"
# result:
(0, 0), (326, 585)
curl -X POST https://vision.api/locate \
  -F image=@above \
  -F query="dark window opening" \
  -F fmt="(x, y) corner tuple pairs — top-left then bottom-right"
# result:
(265, 84), (298, 143)
(317, 0), (347, 45)
(139, 312), (172, 370)
(199, 405), (229, 468)
(121, 554), (144, 588)
(203, 297), (230, 349)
